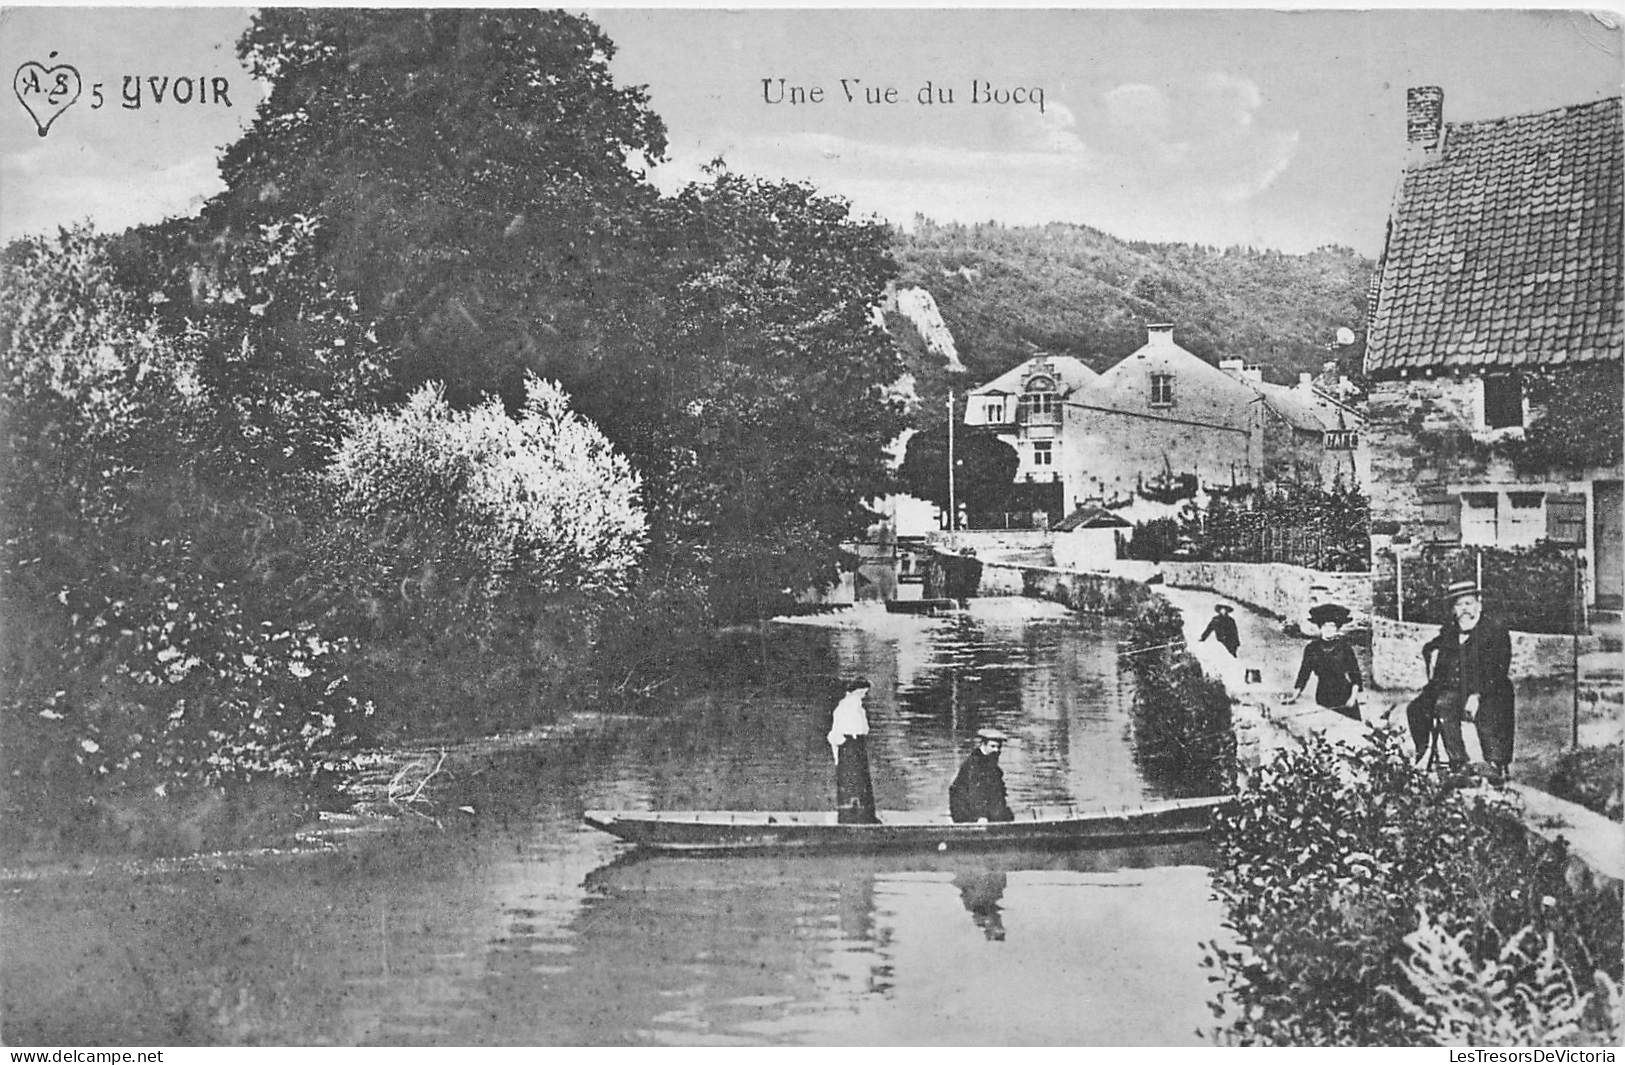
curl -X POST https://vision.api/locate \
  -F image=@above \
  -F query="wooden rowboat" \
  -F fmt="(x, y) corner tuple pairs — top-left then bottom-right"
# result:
(583, 794), (1231, 856)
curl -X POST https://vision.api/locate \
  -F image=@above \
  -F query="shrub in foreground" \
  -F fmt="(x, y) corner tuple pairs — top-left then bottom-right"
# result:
(1205, 729), (1622, 1045)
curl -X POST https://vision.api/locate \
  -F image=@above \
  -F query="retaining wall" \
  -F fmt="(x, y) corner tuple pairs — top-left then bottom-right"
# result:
(1370, 615), (1582, 688)
(1159, 560), (1372, 625)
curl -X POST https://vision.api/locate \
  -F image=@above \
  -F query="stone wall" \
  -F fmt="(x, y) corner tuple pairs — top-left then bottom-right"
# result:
(977, 561), (1027, 596)
(932, 529), (1053, 555)
(1366, 376), (1517, 536)
(1020, 566), (1159, 616)
(1159, 560), (1372, 624)
(1370, 615), (1582, 688)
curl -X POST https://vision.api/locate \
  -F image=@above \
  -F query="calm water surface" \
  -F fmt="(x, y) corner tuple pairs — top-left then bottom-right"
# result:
(2, 599), (1228, 1045)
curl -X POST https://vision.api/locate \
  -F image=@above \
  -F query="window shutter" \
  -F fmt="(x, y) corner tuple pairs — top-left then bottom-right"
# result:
(1420, 488), (1461, 542)
(1546, 493), (1588, 545)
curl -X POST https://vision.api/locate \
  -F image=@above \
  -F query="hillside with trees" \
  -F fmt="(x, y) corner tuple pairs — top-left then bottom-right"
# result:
(892, 218), (1373, 391)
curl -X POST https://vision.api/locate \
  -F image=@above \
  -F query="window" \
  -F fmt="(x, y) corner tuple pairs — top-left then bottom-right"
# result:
(1150, 373), (1174, 407)
(1483, 374), (1525, 429)
(983, 401), (1006, 423)
(1460, 491), (1499, 545)
(1020, 392), (1058, 422)
(1503, 491), (1546, 546)
(1031, 440), (1054, 466)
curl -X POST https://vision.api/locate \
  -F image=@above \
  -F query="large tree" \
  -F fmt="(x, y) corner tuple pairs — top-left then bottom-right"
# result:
(638, 171), (908, 621)
(196, 10), (908, 624)
(898, 421), (1020, 517)
(206, 9), (668, 405)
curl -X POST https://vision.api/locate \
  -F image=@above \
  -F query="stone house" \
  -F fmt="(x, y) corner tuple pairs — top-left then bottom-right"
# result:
(963, 326), (1364, 522)
(1363, 88), (1624, 609)
(963, 353), (1098, 520)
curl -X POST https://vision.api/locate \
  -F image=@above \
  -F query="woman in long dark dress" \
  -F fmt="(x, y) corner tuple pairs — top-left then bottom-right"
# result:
(1283, 603), (1363, 719)
(828, 678), (879, 824)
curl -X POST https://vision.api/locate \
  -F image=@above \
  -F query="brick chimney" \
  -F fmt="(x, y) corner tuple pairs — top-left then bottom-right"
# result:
(1145, 322), (1176, 344)
(1406, 86), (1444, 150)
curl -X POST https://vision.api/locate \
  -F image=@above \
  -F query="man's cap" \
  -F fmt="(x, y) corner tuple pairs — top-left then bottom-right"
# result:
(1308, 603), (1351, 626)
(974, 727), (1011, 744)
(1441, 580), (1483, 602)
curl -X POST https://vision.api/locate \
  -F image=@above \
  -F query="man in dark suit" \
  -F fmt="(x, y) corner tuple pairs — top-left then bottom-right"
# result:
(1427, 581), (1516, 782)
(949, 728), (1014, 823)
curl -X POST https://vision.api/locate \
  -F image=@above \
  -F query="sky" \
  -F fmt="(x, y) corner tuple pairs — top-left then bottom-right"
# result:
(2, 7), (1622, 254)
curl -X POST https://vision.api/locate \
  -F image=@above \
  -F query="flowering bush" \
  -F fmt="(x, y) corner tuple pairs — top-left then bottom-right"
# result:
(328, 375), (646, 602)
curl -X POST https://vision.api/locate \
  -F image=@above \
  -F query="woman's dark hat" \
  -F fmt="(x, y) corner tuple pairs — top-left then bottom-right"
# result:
(1441, 580), (1483, 602)
(1214, 604), (1234, 614)
(1308, 603), (1351, 626)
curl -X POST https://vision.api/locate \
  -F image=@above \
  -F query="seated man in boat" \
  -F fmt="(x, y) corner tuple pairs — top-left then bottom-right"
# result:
(949, 728), (1014, 823)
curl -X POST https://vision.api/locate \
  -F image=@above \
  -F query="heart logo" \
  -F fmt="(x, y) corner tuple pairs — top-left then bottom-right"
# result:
(14, 56), (82, 138)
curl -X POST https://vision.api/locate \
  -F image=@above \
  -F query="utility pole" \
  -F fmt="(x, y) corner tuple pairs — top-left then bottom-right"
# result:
(946, 391), (957, 535)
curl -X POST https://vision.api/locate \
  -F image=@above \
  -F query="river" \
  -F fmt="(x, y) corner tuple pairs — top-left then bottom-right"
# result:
(1, 598), (1228, 1046)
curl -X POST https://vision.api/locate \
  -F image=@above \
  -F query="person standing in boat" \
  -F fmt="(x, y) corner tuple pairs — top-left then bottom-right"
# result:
(1282, 603), (1363, 720)
(828, 677), (880, 824)
(949, 727), (1014, 823)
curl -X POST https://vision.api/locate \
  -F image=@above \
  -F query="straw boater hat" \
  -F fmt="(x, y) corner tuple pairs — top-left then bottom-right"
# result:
(1441, 580), (1483, 602)
(1308, 603), (1352, 627)
(975, 727), (1011, 744)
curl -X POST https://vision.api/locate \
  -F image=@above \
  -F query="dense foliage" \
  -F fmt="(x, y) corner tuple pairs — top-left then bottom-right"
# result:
(1206, 730), (1622, 1045)
(1373, 543), (1584, 634)
(0, 227), (379, 848)
(1123, 595), (1234, 796)
(2, 11), (919, 851)
(897, 422), (1019, 518)
(1507, 364), (1624, 475)
(894, 218), (1371, 390)
(211, 9), (667, 407)
(1126, 482), (1370, 572)
(199, 9), (906, 627)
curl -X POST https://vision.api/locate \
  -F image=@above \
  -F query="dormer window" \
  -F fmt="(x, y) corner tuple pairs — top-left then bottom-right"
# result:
(982, 400), (1006, 422)
(1150, 373), (1174, 407)
(1019, 374), (1059, 424)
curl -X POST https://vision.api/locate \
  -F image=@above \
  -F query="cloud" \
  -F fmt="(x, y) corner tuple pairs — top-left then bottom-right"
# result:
(1091, 72), (1299, 204)
(1, 148), (222, 240)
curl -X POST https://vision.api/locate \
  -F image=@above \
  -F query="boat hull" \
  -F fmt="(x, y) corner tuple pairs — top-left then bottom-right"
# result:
(583, 795), (1230, 856)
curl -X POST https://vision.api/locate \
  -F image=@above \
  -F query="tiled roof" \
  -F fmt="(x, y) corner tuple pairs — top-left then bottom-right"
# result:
(968, 355), (1098, 397)
(1365, 96), (1624, 377)
(1053, 505), (1131, 531)
(1248, 380), (1362, 433)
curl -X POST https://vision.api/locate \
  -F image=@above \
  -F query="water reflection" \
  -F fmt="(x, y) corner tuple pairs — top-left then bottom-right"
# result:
(4, 597), (1228, 1046)
(954, 869), (1008, 940)
(569, 841), (1219, 1044)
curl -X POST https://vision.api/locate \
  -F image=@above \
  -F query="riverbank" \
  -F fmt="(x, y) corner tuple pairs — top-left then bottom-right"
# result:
(1160, 582), (1623, 886)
